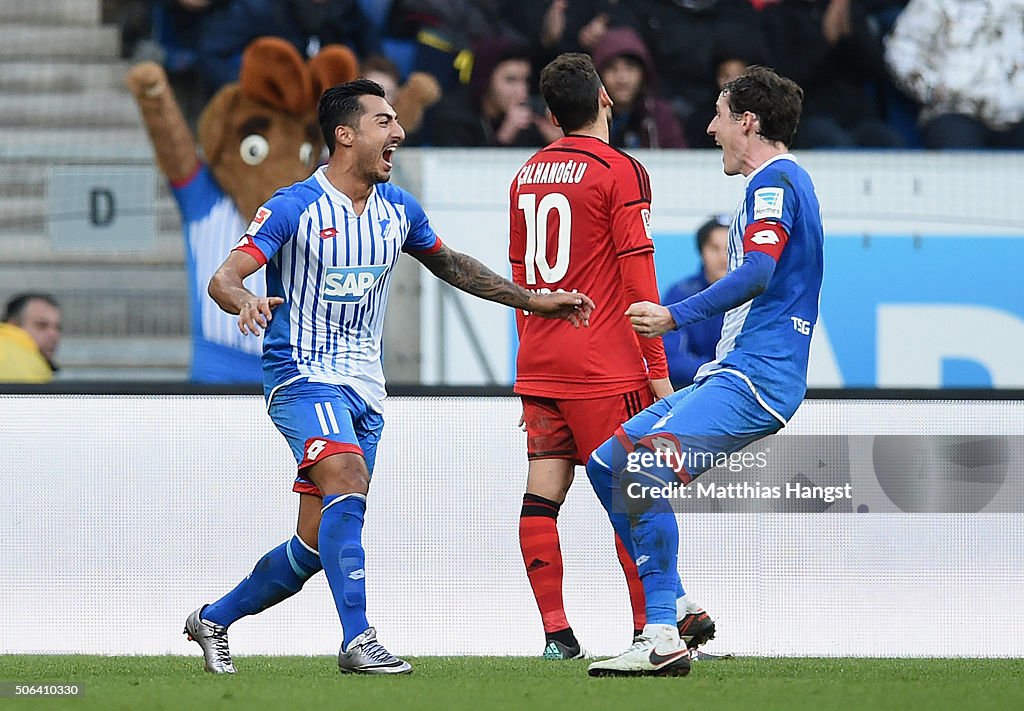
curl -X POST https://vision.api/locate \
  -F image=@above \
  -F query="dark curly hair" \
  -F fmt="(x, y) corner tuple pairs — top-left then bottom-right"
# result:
(721, 66), (803, 146)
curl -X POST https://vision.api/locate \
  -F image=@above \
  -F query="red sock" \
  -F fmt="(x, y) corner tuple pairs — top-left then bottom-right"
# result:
(519, 493), (569, 634)
(615, 534), (646, 634)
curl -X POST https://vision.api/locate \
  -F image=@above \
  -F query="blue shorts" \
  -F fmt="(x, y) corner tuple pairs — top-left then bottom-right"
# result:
(613, 371), (784, 483)
(267, 380), (384, 496)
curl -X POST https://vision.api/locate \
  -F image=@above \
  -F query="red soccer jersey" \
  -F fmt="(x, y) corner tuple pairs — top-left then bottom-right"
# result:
(510, 134), (668, 398)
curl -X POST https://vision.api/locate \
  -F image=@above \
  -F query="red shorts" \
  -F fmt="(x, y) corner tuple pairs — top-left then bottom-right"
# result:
(521, 387), (654, 465)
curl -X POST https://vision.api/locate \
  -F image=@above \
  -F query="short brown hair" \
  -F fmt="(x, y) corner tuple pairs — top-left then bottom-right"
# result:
(540, 53), (602, 134)
(721, 66), (803, 146)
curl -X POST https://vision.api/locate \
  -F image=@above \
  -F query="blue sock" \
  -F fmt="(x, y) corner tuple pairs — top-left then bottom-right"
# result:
(588, 445), (687, 604)
(203, 535), (322, 627)
(590, 440), (683, 627)
(623, 448), (685, 626)
(627, 493), (681, 626)
(319, 493), (369, 649)
(586, 442), (635, 558)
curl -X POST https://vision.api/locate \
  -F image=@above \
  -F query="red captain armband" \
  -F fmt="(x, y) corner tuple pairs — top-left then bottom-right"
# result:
(231, 235), (268, 266)
(742, 220), (789, 261)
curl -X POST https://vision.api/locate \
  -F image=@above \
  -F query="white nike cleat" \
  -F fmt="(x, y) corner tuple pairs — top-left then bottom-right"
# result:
(588, 628), (691, 677)
(337, 627), (413, 674)
(184, 606), (236, 674)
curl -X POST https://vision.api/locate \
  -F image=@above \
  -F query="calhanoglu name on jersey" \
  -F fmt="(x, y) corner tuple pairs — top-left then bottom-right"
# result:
(516, 160), (588, 187)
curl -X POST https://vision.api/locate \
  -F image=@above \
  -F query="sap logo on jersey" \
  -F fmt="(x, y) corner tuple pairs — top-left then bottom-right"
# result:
(322, 266), (387, 303)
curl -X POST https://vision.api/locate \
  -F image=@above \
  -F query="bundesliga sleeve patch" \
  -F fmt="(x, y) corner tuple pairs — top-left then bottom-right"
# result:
(753, 187), (784, 221)
(245, 206), (272, 236)
(641, 208), (653, 240)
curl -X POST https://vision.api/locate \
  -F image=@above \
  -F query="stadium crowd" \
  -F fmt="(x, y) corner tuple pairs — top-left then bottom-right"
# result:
(116, 0), (1024, 151)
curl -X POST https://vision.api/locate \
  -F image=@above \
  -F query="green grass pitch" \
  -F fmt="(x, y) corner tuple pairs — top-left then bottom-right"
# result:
(2, 656), (1022, 711)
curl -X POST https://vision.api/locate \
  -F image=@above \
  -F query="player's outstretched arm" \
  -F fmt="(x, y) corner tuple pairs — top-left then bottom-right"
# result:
(208, 251), (284, 337)
(628, 251), (778, 338)
(413, 243), (594, 326)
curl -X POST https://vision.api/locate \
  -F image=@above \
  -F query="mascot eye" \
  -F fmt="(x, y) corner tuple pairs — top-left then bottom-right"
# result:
(299, 141), (314, 167)
(239, 134), (270, 166)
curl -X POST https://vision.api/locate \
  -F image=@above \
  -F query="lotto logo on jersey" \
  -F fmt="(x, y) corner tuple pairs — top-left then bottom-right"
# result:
(322, 266), (387, 303)
(750, 229), (780, 245)
(245, 206), (272, 236)
(753, 188), (784, 220)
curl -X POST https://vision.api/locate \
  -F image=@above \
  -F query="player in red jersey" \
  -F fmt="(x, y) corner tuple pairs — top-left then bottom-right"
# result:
(509, 53), (714, 659)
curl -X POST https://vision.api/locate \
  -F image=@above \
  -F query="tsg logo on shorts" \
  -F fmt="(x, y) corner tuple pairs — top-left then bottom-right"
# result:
(322, 266), (387, 303)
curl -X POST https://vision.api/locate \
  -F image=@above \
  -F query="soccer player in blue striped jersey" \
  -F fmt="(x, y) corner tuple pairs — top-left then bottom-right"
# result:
(184, 79), (593, 675)
(586, 67), (824, 677)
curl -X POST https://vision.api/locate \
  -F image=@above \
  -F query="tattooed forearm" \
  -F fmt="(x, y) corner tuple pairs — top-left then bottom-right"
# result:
(416, 244), (533, 309)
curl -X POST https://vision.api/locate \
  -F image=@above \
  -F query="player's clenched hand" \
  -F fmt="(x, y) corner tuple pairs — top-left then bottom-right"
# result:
(238, 296), (284, 336)
(627, 301), (676, 338)
(650, 377), (674, 401)
(528, 292), (595, 328)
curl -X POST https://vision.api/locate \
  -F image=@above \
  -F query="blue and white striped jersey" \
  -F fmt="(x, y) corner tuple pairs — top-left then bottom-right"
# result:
(234, 166), (441, 411)
(694, 154), (824, 423)
(172, 164), (265, 383)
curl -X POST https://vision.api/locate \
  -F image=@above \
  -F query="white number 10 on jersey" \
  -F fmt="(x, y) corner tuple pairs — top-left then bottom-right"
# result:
(518, 193), (572, 285)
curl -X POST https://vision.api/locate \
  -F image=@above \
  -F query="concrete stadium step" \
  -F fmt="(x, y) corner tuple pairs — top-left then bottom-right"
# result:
(0, 163), (49, 199)
(0, 231), (186, 263)
(1, 297), (188, 340)
(0, 61), (128, 92)
(0, 91), (141, 129)
(0, 128), (154, 162)
(59, 292), (189, 337)
(0, 267), (189, 338)
(0, 263), (187, 294)
(0, 163), (180, 199)
(0, 0), (101, 25)
(58, 337), (191, 380)
(57, 365), (191, 381)
(0, 195), (183, 233)
(0, 25), (120, 60)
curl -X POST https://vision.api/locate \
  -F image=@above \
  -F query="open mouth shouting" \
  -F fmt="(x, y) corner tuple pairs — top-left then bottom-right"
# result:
(382, 144), (398, 169)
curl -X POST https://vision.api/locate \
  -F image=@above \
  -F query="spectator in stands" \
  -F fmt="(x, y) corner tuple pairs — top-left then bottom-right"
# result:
(386, 0), (512, 90)
(360, 54), (441, 145)
(502, 0), (643, 80)
(660, 217), (729, 388)
(119, 1), (228, 128)
(196, 0), (379, 97)
(429, 36), (562, 147)
(0, 294), (62, 383)
(884, 0), (1024, 149)
(761, 0), (903, 148)
(361, 54), (402, 104)
(120, 1), (225, 66)
(624, 0), (763, 148)
(592, 27), (687, 149)
(711, 23), (771, 91)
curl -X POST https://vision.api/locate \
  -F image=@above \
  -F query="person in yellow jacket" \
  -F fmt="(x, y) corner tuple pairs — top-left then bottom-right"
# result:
(0, 293), (61, 383)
